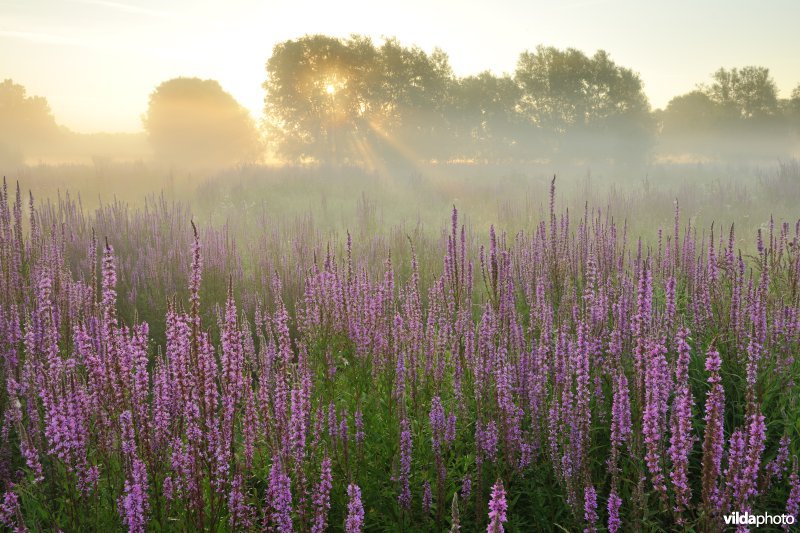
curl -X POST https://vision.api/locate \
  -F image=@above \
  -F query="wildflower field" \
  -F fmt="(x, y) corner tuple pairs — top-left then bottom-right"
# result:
(0, 171), (799, 532)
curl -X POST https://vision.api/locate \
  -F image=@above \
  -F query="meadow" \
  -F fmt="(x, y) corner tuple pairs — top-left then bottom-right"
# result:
(1, 161), (799, 531)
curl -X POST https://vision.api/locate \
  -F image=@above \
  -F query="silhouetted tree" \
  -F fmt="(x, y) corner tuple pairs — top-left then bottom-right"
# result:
(376, 38), (453, 163)
(264, 35), (363, 163)
(514, 46), (653, 163)
(447, 72), (527, 161)
(660, 91), (721, 136)
(0, 79), (60, 166)
(788, 84), (800, 133)
(792, 84), (800, 110)
(659, 68), (793, 160)
(264, 35), (454, 166)
(263, 36), (794, 167)
(143, 77), (261, 169)
(704, 66), (778, 119)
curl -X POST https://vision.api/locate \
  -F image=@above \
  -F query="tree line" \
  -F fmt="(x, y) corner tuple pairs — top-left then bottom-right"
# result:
(264, 35), (800, 166)
(264, 36), (655, 165)
(2, 35), (799, 169)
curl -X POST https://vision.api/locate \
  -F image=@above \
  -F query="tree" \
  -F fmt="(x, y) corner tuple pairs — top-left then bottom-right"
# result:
(264, 35), (377, 164)
(375, 39), (454, 162)
(447, 72), (526, 161)
(704, 66), (778, 119)
(0, 79), (60, 166)
(660, 90), (720, 136)
(659, 69), (792, 160)
(789, 84), (800, 124)
(514, 46), (653, 162)
(143, 78), (261, 168)
(263, 35), (455, 166)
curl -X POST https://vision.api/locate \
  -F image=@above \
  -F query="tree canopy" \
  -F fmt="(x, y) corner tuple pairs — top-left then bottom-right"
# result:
(659, 66), (796, 159)
(263, 36), (657, 166)
(263, 35), (453, 166)
(705, 66), (779, 119)
(143, 77), (262, 168)
(514, 46), (654, 162)
(0, 79), (60, 166)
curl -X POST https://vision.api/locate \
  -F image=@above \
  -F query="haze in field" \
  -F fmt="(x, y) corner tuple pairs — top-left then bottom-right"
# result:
(1, 0), (799, 212)
(3, 0), (799, 133)
(2, 7), (800, 529)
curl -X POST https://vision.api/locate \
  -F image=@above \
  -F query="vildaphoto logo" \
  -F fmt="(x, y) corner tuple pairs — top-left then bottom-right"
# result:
(723, 511), (796, 527)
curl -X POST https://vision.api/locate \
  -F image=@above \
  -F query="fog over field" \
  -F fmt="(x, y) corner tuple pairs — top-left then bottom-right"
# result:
(1, 1), (800, 532)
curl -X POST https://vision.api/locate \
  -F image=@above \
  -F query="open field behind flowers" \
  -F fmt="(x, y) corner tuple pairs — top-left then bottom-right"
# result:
(0, 167), (800, 531)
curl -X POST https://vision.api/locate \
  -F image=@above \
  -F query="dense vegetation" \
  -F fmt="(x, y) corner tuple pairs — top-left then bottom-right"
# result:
(1, 173), (799, 531)
(3, 36), (799, 169)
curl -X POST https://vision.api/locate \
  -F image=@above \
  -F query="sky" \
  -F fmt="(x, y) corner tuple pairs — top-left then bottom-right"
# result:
(2, 0), (799, 133)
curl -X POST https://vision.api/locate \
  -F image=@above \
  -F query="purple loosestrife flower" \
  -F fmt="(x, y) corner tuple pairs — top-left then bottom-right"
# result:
(476, 420), (499, 464)
(43, 367), (92, 490)
(571, 324), (592, 477)
(346, 483), (364, 533)
(487, 479), (507, 532)
(311, 457), (333, 533)
(429, 395), (448, 514)
(609, 370), (631, 470)
(633, 260), (653, 397)
(228, 473), (254, 530)
(189, 221), (202, 328)
(422, 480), (432, 514)
(723, 429), (747, 515)
(643, 338), (670, 499)
(151, 358), (172, 453)
(430, 396), (445, 452)
(265, 458), (292, 532)
(0, 490), (22, 531)
(461, 476), (471, 500)
(242, 387), (258, 470)
(130, 324), (150, 446)
(21, 438), (44, 483)
(101, 241), (118, 331)
(119, 410), (137, 459)
(162, 476), (174, 501)
(735, 409), (766, 512)
(607, 490), (622, 533)
(669, 327), (694, 521)
(339, 410), (349, 443)
(221, 284), (244, 396)
(119, 457), (149, 533)
(290, 385), (308, 471)
(702, 345), (725, 515)
(495, 359), (523, 462)
(584, 484), (598, 533)
(786, 464), (800, 529)
(766, 435), (791, 486)
(393, 349), (406, 400)
(398, 418), (413, 510)
(445, 413), (456, 445)
(328, 402), (338, 442)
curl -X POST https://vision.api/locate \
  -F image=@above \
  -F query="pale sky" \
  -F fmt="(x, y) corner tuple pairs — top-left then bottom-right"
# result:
(2, 0), (798, 133)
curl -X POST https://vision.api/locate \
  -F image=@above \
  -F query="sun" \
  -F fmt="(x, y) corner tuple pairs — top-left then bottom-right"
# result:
(325, 84), (335, 95)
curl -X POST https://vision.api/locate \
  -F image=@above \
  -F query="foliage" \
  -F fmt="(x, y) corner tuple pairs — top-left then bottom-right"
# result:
(0, 79), (60, 166)
(264, 37), (660, 166)
(1, 177), (799, 531)
(514, 46), (654, 161)
(659, 66), (797, 160)
(264, 35), (453, 165)
(705, 66), (779, 119)
(143, 77), (262, 169)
